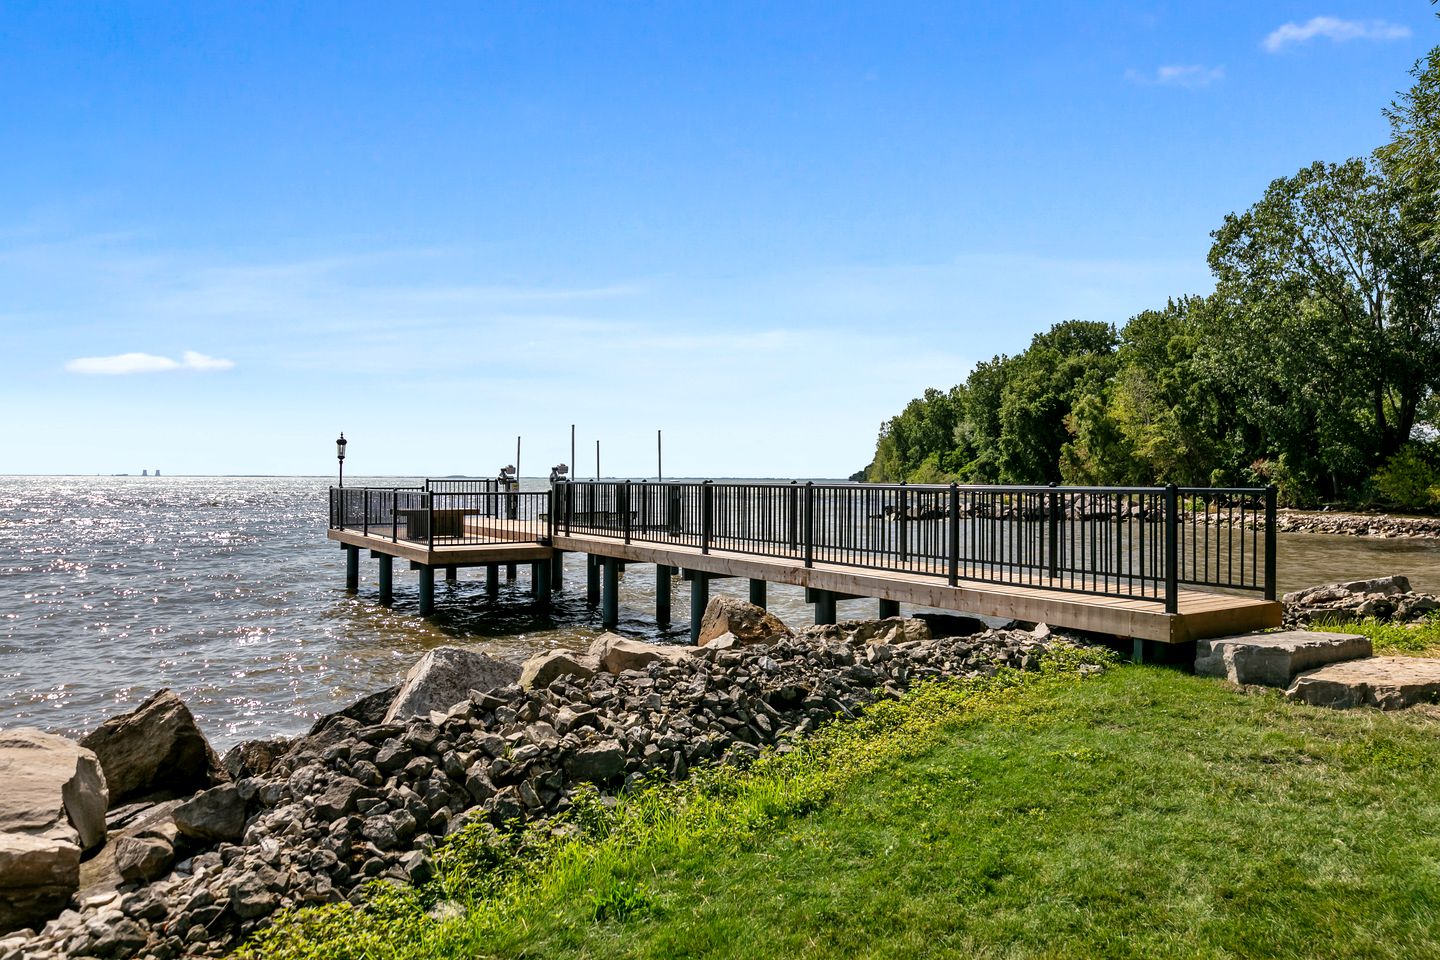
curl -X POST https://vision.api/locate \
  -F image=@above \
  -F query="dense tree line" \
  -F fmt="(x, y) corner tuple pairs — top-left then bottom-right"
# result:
(863, 43), (1440, 509)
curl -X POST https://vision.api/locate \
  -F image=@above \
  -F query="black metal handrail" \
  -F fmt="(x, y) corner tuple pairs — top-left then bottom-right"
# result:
(329, 486), (549, 547)
(329, 479), (1277, 611)
(552, 480), (1277, 612)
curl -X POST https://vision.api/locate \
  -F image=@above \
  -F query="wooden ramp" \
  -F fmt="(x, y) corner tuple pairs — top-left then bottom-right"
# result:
(326, 519), (1281, 644)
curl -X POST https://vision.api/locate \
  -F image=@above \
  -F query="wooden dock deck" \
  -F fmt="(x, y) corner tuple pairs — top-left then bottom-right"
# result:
(326, 502), (1281, 644)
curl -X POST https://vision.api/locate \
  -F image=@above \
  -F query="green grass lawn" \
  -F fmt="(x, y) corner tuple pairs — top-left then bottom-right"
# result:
(1314, 614), (1440, 657)
(244, 656), (1440, 960)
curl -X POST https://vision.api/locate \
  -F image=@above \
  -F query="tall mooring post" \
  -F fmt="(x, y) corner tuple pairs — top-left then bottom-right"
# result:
(601, 557), (620, 628)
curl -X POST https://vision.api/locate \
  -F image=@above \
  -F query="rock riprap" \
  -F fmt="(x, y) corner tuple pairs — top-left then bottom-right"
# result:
(0, 729), (109, 935)
(1283, 575), (1440, 627)
(7, 619), (1088, 960)
(80, 689), (226, 805)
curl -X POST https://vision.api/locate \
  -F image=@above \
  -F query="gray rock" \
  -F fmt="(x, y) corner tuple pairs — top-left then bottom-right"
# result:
(1195, 631), (1372, 687)
(307, 685), (401, 735)
(114, 835), (174, 884)
(519, 651), (597, 690)
(589, 634), (685, 674)
(697, 597), (793, 646)
(0, 728), (108, 853)
(384, 648), (522, 723)
(0, 832), (79, 935)
(313, 777), (364, 821)
(564, 741), (626, 783)
(80, 689), (225, 805)
(230, 874), (278, 920)
(1286, 656), (1440, 710)
(174, 784), (246, 844)
(221, 738), (290, 781)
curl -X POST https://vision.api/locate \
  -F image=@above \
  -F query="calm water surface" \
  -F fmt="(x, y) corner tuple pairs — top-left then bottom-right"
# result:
(4, 476), (1440, 749)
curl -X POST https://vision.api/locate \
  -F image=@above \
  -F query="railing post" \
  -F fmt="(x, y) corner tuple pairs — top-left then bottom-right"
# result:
(623, 481), (632, 545)
(363, 489), (370, 536)
(391, 489), (398, 543)
(898, 482), (909, 563)
(803, 482), (815, 568)
(1164, 483), (1179, 614)
(701, 481), (713, 555)
(1264, 484), (1277, 601)
(427, 492), (436, 553)
(565, 481), (573, 537)
(947, 482), (959, 587)
(1047, 481), (1060, 581)
(788, 481), (799, 551)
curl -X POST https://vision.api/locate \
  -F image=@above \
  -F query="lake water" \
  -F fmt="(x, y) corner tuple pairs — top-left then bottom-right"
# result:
(5, 475), (1440, 749)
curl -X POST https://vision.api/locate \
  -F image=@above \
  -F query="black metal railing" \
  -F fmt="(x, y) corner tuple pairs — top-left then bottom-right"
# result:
(552, 480), (1277, 612)
(329, 486), (549, 547)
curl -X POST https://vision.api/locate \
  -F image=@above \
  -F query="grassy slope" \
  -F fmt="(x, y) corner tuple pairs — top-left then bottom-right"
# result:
(244, 662), (1440, 960)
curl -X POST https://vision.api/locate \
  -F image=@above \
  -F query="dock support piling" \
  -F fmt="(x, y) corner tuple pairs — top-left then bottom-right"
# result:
(586, 555), (600, 605)
(813, 589), (837, 626)
(418, 567), (435, 616)
(378, 555), (393, 605)
(601, 558), (619, 628)
(748, 579), (767, 609)
(445, 566), (457, 583)
(689, 571), (710, 644)
(656, 564), (672, 628)
(878, 598), (900, 619)
(344, 545), (359, 591)
(506, 563), (517, 583)
(553, 551), (564, 589)
(485, 563), (499, 600)
(535, 560), (552, 608)
(529, 562), (541, 596)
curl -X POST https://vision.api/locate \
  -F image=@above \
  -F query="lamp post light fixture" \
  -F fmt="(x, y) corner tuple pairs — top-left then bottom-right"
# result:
(549, 463), (569, 483)
(336, 433), (347, 487)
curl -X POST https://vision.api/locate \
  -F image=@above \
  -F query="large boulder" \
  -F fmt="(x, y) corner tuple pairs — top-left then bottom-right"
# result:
(588, 634), (686, 674)
(80, 689), (225, 805)
(0, 832), (79, 935)
(844, 618), (932, 646)
(173, 784), (246, 844)
(1195, 631), (1372, 687)
(1286, 656), (1440, 710)
(519, 651), (598, 690)
(0, 728), (108, 852)
(307, 685), (401, 736)
(384, 648), (522, 723)
(696, 597), (793, 647)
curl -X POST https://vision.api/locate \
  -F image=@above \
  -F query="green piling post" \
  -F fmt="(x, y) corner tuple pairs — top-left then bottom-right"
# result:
(378, 555), (393, 605)
(748, 578), (767, 608)
(656, 564), (672, 627)
(689, 571), (710, 644)
(345, 545), (359, 591)
(418, 566), (435, 616)
(602, 557), (619, 628)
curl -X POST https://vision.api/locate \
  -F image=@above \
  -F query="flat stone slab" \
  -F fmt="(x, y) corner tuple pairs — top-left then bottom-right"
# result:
(1286, 656), (1440, 710)
(1195, 631), (1371, 687)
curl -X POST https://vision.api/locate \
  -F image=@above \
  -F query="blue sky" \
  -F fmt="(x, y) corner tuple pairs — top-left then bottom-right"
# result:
(0, 2), (1433, 477)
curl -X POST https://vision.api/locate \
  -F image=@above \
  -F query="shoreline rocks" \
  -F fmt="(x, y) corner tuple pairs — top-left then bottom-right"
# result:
(3, 600), (1099, 959)
(80, 690), (226, 806)
(1283, 575), (1440, 628)
(1275, 509), (1440, 539)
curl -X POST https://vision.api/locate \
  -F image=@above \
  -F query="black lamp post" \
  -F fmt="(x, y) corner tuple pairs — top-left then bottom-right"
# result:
(336, 433), (347, 487)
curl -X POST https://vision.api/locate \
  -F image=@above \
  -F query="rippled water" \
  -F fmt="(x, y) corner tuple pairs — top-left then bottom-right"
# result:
(4, 475), (1440, 750)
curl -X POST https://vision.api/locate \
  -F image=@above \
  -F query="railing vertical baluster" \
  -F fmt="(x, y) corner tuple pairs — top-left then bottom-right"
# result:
(392, 489), (399, 542)
(427, 492), (435, 553)
(1047, 482), (1059, 582)
(898, 482), (909, 566)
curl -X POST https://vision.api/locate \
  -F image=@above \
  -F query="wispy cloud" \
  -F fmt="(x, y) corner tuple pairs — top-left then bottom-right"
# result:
(1263, 16), (1410, 53)
(65, 350), (235, 375)
(1126, 64), (1225, 88)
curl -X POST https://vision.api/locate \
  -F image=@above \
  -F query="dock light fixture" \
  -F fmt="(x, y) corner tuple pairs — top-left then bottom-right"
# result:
(336, 433), (347, 487)
(550, 463), (569, 483)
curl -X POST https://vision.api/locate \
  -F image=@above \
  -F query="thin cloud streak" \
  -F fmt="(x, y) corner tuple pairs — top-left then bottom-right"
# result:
(1263, 17), (1410, 53)
(65, 351), (235, 375)
(1125, 65), (1225, 89)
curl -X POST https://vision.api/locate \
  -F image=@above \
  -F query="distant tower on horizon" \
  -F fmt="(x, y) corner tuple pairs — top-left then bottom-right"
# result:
(155, 469), (161, 477)
(142, 469), (149, 477)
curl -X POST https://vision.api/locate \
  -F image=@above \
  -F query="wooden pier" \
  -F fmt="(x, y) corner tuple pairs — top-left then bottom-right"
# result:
(327, 479), (1282, 652)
